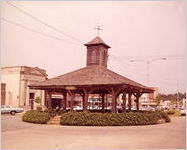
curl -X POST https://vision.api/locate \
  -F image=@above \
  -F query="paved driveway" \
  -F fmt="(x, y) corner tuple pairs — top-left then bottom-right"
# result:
(1, 115), (186, 149)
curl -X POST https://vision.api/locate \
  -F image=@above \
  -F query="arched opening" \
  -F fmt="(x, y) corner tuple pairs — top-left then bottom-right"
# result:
(90, 50), (97, 64)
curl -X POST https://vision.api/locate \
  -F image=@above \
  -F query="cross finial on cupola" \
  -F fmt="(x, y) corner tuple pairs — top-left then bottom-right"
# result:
(94, 25), (103, 36)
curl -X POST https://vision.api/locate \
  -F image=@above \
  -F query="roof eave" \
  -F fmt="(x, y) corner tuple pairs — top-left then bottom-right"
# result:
(84, 43), (111, 48)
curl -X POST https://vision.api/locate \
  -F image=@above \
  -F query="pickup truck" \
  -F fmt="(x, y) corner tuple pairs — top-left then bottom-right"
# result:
(1, 105), (24, 115)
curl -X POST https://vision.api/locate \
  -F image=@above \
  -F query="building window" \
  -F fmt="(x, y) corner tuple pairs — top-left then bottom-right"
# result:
(29, 93), (35, 106)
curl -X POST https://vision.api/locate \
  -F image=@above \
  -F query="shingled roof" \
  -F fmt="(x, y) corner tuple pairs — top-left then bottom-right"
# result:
(84, 36), (111, 48)
(29, 65), (153, 92)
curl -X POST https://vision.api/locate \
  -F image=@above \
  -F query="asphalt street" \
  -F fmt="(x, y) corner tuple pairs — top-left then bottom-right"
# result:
(1, 114), (186, 149)
(1, 114), (39, 132)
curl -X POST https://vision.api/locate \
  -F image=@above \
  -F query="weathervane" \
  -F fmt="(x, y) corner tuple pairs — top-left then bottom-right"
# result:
(94, 25), (103, 36)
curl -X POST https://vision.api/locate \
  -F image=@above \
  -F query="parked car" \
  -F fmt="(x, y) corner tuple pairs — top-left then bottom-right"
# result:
(180, 108), (186, 116)
(1, 105), (24, 115)
(140, 106), (156, 111)
(73, 106), (83, 110)
(106, 106), (112, 110)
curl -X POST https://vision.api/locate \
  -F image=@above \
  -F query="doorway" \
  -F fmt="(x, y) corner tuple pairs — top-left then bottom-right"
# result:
(51, 99), (62, 109)
(29, 93), (35, 109)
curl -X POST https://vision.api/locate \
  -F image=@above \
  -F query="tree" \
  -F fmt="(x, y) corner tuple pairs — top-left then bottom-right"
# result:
(158, 92), (186, 108)
(170, 96), (176, 105)
(34, 96), (42, 105)
(155, 94), (162, 105)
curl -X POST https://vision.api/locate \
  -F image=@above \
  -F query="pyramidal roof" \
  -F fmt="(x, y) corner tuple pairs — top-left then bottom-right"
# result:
(84, 36), (111, 48)
(29, 65), (153, 93)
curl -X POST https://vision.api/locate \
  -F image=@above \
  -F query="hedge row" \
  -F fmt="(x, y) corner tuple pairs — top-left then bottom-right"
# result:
(60, 111), (170, 126)
(22, 110), (50, 124)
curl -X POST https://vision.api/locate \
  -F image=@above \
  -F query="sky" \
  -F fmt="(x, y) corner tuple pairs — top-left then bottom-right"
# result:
(1, 1), (186, 94)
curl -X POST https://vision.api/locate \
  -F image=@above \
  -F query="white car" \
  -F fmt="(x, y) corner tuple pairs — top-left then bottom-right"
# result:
(1, 105), (24, 115)
(180, 108), (186, 116)
(73, 106), (83, 110)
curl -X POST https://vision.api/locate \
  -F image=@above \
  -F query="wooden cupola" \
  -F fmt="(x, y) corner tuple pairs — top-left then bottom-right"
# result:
(84, 36), (110, 68)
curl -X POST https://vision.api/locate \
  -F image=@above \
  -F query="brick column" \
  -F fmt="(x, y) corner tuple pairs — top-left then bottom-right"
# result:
(62, 92), (67, 111)
(80, 93), (85, 110)
(68, 91), (75, 112)
(122, 92), (126, 113)
(128, 92), (132, 111)
(47, 91), (52, 109)
(111, 94), (117, 113)
(133, 92), (142, 111)
(83, 92), (88, 111)
(101, 93), (105, 112)
(136, 96), (139, 111)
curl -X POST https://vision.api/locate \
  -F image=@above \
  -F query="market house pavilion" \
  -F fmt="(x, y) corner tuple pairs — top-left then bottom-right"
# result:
(29, 36), (153, 113)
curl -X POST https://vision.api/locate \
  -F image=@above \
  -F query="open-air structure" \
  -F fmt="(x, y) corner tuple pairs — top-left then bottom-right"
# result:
(29, 36), (154, 113)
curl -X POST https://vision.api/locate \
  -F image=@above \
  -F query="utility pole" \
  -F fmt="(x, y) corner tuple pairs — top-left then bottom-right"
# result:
(177, 76), (180, 109)
(177, 92), (180, 108)
(130, 57), (167, 109)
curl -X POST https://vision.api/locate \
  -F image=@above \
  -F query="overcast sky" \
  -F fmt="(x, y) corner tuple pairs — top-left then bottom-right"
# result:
(1, 1), (186, 94)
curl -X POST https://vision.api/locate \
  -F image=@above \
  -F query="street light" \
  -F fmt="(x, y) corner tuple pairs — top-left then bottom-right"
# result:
(130, 57), (167, 109)
(130, 57), (167, 86)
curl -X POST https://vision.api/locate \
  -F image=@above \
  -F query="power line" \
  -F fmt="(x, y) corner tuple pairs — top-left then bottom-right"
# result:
(111, 53), (185, 83)
(109, 58), (147, 81)
(6, 1), (84, 44)
(115, 54), (185, 60)
(110, 54), (185, 88)
(110, 54), (144, 69)
(110, 54), (147, 76)
(2, 18), (83, 47)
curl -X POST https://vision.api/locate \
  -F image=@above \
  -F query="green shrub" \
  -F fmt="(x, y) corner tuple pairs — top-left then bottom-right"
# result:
(157, 111), (171, 122)
(22, 110), (50, 124)
(60, 111), (170, 126)
(34, 96), (41, 104)
(43, 109), (57, 117)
